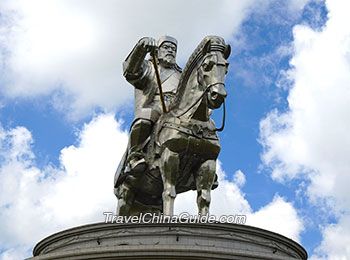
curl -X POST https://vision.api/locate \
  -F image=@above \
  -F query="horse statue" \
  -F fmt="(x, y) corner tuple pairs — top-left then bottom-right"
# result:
(114, 36), (231, 216)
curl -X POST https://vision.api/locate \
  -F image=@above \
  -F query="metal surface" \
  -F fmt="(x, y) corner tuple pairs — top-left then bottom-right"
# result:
(115, 36), (231, 216)
(151, 53), (167, 113)
(116, 36), (181, 204)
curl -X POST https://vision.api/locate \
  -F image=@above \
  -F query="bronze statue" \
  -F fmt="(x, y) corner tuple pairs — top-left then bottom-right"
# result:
(115, 35), (231, 216)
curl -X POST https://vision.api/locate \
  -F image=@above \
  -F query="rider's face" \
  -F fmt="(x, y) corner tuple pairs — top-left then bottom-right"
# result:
(158, 42), (177, 67)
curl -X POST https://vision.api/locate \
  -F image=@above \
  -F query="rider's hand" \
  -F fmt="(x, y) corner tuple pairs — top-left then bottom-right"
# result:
(138, 37), (157, 54)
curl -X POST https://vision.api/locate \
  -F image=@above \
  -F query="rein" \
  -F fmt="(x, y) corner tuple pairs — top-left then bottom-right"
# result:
(170, 83), (213, 118)
(215, 100), (225, 132)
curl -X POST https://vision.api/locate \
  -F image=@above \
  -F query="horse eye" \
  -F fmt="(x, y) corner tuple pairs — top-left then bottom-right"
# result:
(202, 63), (209, 71)
(202, 60), (214, 71)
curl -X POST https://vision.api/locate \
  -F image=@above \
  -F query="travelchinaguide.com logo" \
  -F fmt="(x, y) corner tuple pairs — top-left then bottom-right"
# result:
(103, 212), (247, 224)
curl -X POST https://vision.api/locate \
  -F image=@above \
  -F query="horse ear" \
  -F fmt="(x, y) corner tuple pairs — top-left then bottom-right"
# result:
(224, 44), (231, 59)
(202, 40), (211, 56)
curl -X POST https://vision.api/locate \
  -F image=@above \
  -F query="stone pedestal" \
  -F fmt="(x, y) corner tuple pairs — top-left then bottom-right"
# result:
(27, 221), (307, 260)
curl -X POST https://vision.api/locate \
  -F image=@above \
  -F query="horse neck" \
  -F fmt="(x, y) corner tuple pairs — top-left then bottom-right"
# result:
(175, 70), (209, 121)
(191, 98), (209, 121)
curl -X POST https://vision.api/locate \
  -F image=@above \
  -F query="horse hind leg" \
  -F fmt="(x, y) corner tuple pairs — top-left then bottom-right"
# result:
(195, 160), (216, 216)
(160, 147), (179, 216)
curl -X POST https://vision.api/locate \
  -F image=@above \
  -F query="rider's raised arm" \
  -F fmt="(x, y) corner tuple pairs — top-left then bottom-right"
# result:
(123, 37), (156, 89)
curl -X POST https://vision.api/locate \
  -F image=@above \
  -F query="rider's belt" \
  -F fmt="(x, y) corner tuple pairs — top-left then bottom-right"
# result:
(162, 122), (218, 140)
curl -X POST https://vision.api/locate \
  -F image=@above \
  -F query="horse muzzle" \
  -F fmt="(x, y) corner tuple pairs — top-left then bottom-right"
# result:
(207, 83), (227, 109)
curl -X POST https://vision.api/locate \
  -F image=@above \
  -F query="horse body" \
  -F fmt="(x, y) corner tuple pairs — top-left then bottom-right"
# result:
(115, 36), (230, 216)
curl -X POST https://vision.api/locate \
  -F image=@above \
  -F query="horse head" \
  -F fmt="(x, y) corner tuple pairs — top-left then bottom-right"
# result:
(198, 38), (231, 109)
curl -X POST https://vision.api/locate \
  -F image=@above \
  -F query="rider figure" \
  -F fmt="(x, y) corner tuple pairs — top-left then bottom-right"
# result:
(123, 35), (182, 172)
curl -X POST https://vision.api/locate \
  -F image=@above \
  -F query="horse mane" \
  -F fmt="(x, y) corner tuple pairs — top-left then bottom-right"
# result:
(170, 35), (226, 110)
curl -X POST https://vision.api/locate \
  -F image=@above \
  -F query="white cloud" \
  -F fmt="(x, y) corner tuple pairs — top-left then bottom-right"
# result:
(247, 195), (304, 242)
(259, 0), (350, 258)
(0, 0), (260, 118)
(0, 114), (128, 259)
(43, 114), (128, 224)
(310, 215), (350, 260)
(233, 169), (246, 187)
(259, 0), (350, 206)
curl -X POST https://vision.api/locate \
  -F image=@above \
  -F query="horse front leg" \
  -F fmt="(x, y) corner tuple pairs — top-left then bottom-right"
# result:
(160, 147), (179, 216)
(195, 159), (216, 216)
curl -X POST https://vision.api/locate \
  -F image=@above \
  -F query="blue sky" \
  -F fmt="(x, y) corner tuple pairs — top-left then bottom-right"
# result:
(0, 0), (350, 259)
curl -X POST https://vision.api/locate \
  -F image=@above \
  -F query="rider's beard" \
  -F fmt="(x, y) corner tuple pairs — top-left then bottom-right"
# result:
(158, 55), (176, 68)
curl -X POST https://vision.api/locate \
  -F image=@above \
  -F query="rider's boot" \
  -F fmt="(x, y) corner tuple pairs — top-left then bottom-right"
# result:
(127, 119), (152, 173)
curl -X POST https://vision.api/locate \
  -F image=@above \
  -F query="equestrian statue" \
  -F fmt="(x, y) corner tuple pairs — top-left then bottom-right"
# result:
(114, 35), (231, 216)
